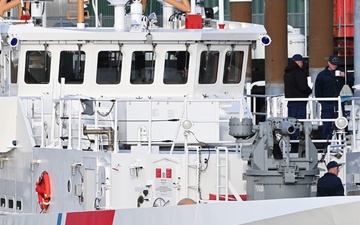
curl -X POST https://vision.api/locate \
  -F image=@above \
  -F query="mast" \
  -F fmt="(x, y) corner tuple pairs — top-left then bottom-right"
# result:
(108, 0), (128, 30)
(354, 0), (360, 99)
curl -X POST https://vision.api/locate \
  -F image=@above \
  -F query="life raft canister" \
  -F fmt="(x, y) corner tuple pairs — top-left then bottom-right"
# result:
(35, 171), (51, 212)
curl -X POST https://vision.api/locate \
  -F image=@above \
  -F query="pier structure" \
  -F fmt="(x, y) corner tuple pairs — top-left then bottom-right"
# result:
(309, 0), (333, 85)
(264, 0), (287, 95)
(230, 0), (252, 82)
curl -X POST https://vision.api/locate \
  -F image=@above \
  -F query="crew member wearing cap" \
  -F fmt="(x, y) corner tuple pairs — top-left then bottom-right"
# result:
(314, 55), (354, 140)
(284, 54), (312, 140)
(284, 54), (312, 120)
(316, 161), (344, 196)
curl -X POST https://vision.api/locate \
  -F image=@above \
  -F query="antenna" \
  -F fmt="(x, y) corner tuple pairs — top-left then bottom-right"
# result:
(344, 0), (347, 73)
(339, 0), (352, 101)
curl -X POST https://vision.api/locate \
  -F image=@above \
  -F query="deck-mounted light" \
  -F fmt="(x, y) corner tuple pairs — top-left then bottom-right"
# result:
(71, 163), (83, 176)
(182, 119), (193, 130)
(7, 35), (19, 48)
(259, 34), (271, 46)
(335, 117), (348, 130)
(30, 160), (40, 172)
(0, 157), (9, 169)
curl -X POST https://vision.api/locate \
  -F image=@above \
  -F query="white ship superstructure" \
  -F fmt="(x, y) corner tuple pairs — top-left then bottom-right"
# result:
(0, 1), (360, 225)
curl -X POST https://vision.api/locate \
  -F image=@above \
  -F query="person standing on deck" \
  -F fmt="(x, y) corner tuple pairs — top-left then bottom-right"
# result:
(316, 161), (344, 196)
(284, 54), (312, 139)
(314, 55), (354, 140)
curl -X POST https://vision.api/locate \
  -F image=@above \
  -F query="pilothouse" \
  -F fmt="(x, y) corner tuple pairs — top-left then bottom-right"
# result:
(2, 1), (360, 225)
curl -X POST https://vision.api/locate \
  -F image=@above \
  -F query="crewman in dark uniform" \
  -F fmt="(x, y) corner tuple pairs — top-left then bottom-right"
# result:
(284, 54), (312, 119)
(315, 55), (354, 139)
(284, 54), (312, 139)
(316, 161), (344, 196)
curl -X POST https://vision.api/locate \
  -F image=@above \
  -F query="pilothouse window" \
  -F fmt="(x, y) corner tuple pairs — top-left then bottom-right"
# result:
(164, 51), (189, 84)
(97, 51), (122, 84)
(25, 51), (51, 84)
(199, 51), (219, 84)
(130, 51), (155, 84)
(11, 51), (19, 83)
(59, 51), (85, 84)
(223, 51), (243, 84)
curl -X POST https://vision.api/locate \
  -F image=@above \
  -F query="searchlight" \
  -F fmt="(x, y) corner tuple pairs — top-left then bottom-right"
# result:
(259, 34), (271, 46)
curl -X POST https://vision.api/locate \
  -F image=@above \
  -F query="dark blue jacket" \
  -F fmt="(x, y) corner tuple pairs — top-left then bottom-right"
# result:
(284, 61), (312, 98)
(316, 173), (344, 196)
(315, 66), (354, 99)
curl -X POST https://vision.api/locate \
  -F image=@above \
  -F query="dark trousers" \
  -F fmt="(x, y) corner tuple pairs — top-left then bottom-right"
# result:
(287, 101), (307, 139)
(320, 102), (344, 139)
(288, 101), (307, 119)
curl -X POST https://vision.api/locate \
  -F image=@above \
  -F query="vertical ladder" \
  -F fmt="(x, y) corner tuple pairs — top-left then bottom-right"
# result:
(21, 97), (45, 147)
(185, 145), (201, 202)
(216, 146), (229, 201)
(58, 98), (67, 149)
(57, 98), (78, 150)
(216, 146), (242, 201)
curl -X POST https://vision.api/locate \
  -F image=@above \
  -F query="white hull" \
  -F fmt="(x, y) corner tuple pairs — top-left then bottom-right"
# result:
(1, 1), (360, 225)
(1, 196), (360, 225)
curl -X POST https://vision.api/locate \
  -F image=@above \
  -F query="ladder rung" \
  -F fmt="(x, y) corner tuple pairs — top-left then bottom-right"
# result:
(26, 116), (42, 119)
(32, 122), (43, 127)
(31, 135), (41, 138)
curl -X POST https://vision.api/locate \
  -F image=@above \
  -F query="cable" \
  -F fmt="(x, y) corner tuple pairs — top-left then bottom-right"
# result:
(152, 197), (166, 207)
(187, 130), (213, 200)
(188, 130), (211, 172)
(97, 100), (115, 117)
(94, 197), (101, 210)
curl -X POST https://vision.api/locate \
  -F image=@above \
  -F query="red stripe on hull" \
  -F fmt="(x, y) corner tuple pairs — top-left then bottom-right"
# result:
(65, 210), (115, 225)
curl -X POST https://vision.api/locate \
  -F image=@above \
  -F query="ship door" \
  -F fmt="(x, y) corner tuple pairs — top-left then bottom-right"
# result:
(96, 166), (107, 209)
(83, 168), (96, 210)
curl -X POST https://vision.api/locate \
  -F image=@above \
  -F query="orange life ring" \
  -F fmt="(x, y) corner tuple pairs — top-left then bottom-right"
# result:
(35, 171), (51, 213)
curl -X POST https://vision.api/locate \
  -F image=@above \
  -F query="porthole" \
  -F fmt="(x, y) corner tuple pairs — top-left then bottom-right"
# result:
(67, 178), (72, 193)
(8, 197), (14, 209)
(0, 196), (5, 208)
(16, 199), (22, 211)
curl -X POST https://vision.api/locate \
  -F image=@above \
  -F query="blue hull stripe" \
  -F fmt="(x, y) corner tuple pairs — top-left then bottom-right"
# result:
(57, 213), (62, 225)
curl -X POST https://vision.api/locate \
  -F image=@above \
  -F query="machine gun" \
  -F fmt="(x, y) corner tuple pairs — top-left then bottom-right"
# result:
(229, 117), (319, 200)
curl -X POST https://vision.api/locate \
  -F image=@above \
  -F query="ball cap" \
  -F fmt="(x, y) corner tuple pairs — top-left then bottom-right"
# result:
(326, 161), (343, 170)
(292, 54), (303, 61)
(328, 55), (340, 65)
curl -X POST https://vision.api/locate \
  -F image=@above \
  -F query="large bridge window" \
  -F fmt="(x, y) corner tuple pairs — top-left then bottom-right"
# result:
(130, 51), (155, 84)
(25, 51), (51, 84)
(199, 51), (219, 84)
(59, 51), (85, 84)
(164, 51), (189, 84)
(223, 51), (243, 84)
(97, 51), (122, 84)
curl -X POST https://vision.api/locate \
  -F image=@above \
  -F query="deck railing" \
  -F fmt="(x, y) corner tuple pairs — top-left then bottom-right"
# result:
(20, 93), (357, 155)
(36, 96), (250, 152)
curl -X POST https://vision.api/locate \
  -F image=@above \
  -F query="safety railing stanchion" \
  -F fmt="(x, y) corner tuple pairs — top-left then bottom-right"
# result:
(351, 99), (356, 150)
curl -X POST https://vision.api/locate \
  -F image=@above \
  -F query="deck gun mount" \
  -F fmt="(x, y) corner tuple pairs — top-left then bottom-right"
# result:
(229, 117), (319, 200)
